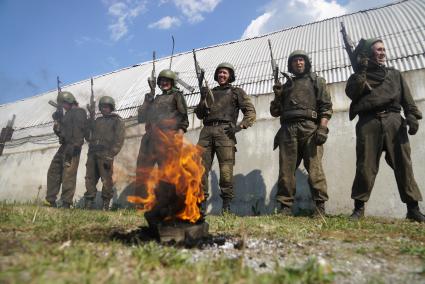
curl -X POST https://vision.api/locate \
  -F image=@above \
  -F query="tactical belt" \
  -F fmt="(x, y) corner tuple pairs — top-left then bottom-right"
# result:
(89, 144), (106, 152)
(359, 108), (400, 118)
(203, 120), (230, 126)
(282, 109), (318, 121)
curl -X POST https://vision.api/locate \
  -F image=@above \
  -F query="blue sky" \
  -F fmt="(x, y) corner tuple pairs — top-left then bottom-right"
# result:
(0, 0), (394, 104)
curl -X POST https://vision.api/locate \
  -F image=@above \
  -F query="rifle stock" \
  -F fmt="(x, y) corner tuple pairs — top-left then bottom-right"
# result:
(175, 75), (195, 93)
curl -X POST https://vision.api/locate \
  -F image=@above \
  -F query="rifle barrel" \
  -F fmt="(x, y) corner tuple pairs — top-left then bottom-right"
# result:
(169, 35), (175, 69)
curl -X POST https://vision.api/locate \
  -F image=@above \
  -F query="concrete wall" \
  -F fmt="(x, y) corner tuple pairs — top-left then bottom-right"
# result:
(1, 69), (424, 217)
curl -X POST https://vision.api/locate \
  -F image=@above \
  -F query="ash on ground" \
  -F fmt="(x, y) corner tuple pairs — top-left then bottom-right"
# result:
(111, 228), (424, 283)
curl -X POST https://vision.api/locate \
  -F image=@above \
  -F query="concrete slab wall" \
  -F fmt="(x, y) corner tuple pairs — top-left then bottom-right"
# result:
(1, 69), (424, 217)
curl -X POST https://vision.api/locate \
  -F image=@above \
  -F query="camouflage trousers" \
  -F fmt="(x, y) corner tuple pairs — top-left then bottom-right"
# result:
(46, 144), (81, 205)
(198, 125), (236, 202)
(84, 152), (114, 201)
(352, 112), (422, 203)
(275, 120), (328, 207)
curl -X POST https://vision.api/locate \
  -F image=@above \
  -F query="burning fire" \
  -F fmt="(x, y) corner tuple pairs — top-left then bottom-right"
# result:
(128, 126), (205, 223)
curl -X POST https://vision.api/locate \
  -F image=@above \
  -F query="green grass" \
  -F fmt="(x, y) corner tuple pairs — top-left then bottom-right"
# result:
(0, 203), (424, 283)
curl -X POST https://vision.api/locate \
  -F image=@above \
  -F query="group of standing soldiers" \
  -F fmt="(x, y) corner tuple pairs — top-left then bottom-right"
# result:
(45, 93), (125, 210)
(44, 37), (425, 222)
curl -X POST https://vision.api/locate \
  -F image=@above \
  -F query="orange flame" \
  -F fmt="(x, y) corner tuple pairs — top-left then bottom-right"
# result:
(128, 127), (205, 223)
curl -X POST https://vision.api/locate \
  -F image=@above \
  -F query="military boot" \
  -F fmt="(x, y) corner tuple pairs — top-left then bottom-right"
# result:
(349, 200), (365, 221)
(43, 200), (57, 208)
(406, 202), (425, 223)
(314, 201), (326, 217)
(221, 199), (231, 215)
(60, 202), (71, 209)
(102, 199), (111, 211)
(85, 199), (95, 210)
(277, 204), (292, 216)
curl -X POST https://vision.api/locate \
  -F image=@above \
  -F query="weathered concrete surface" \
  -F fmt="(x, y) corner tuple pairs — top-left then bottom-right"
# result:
(0, 69), (424, 217)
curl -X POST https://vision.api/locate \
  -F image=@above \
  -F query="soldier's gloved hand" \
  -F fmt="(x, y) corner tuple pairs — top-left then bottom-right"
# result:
(315, 126), (329, 146)
(145, 93), (154, 103)
(273, 82), (283, 96)
(63, 146), (74, 165)
(357, 53), (369, 73)
(52, 111), (61, 121)
(103, 156), (113, 170)
(224, 124), (243, 136)
(200, 87), (208, 100)
(406, 114), (419, 135)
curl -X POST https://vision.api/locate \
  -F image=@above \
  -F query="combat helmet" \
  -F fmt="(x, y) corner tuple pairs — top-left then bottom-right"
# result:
(98, 96), (115, 111)
(214, 62), (236, 83)
(287, 50), (312, 74)
(157, 69), (177, 86)
(60, 91), (77, 104)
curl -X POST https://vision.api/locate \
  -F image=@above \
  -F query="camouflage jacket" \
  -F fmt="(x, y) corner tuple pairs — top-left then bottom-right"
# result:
(270, 72), (333, 121)
(58, 106), (88, 147)
(345, 67), (422, 120)
(137, 88), (189, 132)
(194, 84), (256, 128)
(88, 113), (125, 157)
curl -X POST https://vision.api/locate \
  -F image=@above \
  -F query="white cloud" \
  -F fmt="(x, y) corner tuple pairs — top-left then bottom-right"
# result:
(171, 0), (222, 23)
(148, 16), (181, 29)
(241, 0), (394, 38)
(242, 11), (275, 39)
(105, 0), (147, 41)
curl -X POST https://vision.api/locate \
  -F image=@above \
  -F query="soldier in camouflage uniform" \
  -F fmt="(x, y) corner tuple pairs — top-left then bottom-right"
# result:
(84, 96), (125, 210)
(135, 69), (189, 197)
(346, 38), (425, 222)
(270, 50), (332, 216)
(195, 63), (256, 214)
(45, 92), (87, 208)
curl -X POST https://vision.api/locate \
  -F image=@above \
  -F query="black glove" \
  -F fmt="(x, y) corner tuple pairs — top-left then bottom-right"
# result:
(103, 156), (113, 170)
(315, 126), (329, 146)
(224, 124), (242, 136)
(52, 110), (62, 121)
(357, 53), (369, 73)
(64, 145), (81, 162)
(145, 93), (154, 103)
(64, 145), (74, 164)
(273, 82), (283, 96)
(406, 114), (419, 135)
(200, 87), (208, 100)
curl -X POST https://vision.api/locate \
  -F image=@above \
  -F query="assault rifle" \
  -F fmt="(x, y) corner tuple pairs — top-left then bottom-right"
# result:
(147, 51), (156, 97)
(48, 76), (63, 131)
(87, 78), (96, 121)
(192, 49), (214, 110)
(86, 78), (96, 140)
(267, 39), (292, 89)
(340, 22), (371, 90)
(268, 39), (279, 84)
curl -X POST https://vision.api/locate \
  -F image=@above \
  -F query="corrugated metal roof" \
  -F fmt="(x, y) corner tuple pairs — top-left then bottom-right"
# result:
(1, 0), (424, 138)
